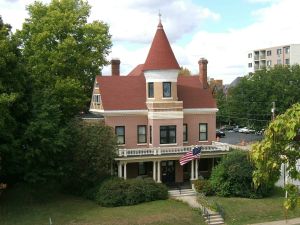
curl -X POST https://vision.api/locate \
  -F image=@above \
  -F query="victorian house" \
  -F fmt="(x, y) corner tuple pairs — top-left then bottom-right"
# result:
(89, 20), (228, 187)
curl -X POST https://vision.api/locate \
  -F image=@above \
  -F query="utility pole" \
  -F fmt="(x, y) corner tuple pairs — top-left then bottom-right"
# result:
(271, 101), (276, 120)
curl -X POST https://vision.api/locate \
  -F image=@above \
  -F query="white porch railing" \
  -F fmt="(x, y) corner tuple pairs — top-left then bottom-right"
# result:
(118, 143), (229, 157)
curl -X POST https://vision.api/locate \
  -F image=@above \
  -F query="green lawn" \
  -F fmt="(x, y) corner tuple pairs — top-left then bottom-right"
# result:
(0, 185), (205, 225)
(207, 188), (300, 225)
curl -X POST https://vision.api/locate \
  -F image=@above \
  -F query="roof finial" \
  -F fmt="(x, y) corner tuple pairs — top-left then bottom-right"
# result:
(158, 10), (162, 23)
(158, 10), (163, 29)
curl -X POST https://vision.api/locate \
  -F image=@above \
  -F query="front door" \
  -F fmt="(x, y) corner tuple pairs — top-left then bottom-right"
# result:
(161, 160), (175, 184)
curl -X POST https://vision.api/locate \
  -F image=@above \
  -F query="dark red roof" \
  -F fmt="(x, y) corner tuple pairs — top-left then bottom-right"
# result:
(143, 22), (180, 71)
(128, 64), (144, 76)
(96, 75), (146, 110)
(96, 75), (216, 110)
(177, 76), (216, 108)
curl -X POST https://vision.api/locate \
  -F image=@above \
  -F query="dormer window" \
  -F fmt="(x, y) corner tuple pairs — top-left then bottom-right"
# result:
(163, 82), (171, 98)
(93, 94), (101, 104)
(148, 82), (154, 98)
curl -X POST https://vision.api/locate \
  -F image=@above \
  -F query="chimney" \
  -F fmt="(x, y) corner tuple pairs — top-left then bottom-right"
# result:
(111, 58), (120, 76)
(198, 58), (208, 89)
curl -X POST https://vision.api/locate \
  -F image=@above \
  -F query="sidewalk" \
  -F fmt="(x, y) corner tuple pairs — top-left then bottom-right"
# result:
(249, 217), (300, 225)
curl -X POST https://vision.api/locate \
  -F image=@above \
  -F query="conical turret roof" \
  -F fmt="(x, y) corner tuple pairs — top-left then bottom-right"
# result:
(143, 21), (180, 71)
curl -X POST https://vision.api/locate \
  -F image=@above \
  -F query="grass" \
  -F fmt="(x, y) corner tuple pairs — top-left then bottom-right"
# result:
(207, 188), (300, 225)
(0, 184), (205, 225)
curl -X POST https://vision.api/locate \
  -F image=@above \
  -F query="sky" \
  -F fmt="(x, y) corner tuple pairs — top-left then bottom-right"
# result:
(1, 0), (300, 84)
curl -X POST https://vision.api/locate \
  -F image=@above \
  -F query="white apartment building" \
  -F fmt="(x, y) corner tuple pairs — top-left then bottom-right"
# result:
(247, 44), (300, 73)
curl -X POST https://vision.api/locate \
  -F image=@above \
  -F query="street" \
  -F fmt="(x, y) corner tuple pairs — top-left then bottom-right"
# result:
(219, 131), (263, 145)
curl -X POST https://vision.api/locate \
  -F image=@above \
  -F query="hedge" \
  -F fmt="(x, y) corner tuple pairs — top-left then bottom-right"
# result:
(96, 177), (168, 207)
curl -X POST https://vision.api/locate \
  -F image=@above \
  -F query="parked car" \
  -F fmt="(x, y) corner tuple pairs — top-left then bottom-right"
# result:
(238, 127), (250, 134)
(220, 125), (234, 131)
(216, 129), (225, 138)
(255, 129), (265, 135)
(248, 128), (256, 134)
(233, 126), (240, 132)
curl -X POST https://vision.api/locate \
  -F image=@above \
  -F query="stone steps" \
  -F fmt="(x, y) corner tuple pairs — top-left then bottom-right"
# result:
(168, 188), (197, 197)
(203, 213), (225, 225)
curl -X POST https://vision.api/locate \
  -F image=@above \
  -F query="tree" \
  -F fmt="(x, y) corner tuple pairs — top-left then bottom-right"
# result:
(65, 120), (117, 194)
(214, 89), (231, 127)
(178, 67), (191, 76)
(222, 66), (300, 129)
(18, 0), (112, 96)
(251, 103), (300, 210)
(23, 78), (88, 183)
(0, 16), (28, 183)
(209, 151), (261, 197)
(16, 0), (112, 184)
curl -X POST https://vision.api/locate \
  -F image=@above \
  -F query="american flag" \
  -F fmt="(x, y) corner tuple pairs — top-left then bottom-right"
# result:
(179, 146), (202, 166)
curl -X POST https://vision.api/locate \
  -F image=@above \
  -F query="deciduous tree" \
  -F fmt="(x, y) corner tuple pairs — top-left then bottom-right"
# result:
(251, 103), (300, 210)
(16, 0), (112, 183)
(0, 16), (28, 183)
(222, 66), (300, 129)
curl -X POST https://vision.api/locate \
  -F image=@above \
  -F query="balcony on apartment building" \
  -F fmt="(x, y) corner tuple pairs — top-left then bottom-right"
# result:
(260, 50), (266, 60)
(260, 60), (266, 69)
(117, 142), (229, 158)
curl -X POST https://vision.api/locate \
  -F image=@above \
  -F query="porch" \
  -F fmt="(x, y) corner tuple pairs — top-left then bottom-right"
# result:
(115, 142), (229, 186)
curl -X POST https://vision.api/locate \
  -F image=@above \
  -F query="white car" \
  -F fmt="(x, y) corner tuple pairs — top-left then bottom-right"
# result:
(238, 127), (250, 133)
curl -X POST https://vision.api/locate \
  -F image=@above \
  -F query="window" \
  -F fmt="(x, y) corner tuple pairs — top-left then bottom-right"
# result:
(277, 59), (282, 65)
(163, 82), (171, 98)
(277, 48), (282, 55)
(248, 53), (252, 58)
(199, 123), (208, 141)
(285, 58), (290, 65)
(160, 125), (176, 144)
(95, 82), (99, 89)
(137, 125), (147, 144)
(138, 162), (146, 175)
(267, 50), (272, 56)
(115, 126), (125, 144)
(248, 63), (252, 68)
(267, 60), (272, 67)
(285, 46), (290, 54)
(92, 94), (101, 104)
(148, 82), (154, 98)
(150, 126), (152, 144)
(183, 124), (188, 142)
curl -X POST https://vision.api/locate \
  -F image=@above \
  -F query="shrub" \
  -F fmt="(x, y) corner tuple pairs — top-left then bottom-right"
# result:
(210, 150), (260, 198)
(96, 177), (168, 207)
(194, 179), (214, 196)
(95, 178), (128, 207)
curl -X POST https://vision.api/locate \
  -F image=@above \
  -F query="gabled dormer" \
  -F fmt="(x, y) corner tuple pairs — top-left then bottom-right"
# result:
(143, 20), (180, 103)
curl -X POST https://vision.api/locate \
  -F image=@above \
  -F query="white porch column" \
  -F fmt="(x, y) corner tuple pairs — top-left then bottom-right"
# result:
(191, 159), (194, 180)
(124, 162), (127, 180)
(153, 161), (157, 182)
(118, 162), (122, 178)
(195, 159), (199, 180)
(157, 161), (161, 183)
